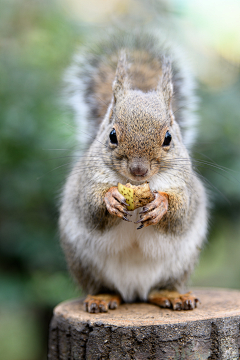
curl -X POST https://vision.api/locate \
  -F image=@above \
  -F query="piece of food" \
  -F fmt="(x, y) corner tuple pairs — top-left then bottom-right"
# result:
(118, 182), (155, 211)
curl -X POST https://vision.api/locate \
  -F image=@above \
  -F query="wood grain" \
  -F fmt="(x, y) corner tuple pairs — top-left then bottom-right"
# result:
(48, 288), (240, 360)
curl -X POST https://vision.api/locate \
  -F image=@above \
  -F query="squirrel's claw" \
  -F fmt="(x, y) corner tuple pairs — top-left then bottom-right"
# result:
(121, 199), (129, 207)
(104, 186), (132, 221)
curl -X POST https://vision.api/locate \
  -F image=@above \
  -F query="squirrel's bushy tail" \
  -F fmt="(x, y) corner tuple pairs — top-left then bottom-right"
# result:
(64, 29), (198, 149)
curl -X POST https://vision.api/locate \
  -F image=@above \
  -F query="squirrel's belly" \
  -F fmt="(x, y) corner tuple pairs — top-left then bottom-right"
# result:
(101, 245), (165, 302)
(97, 216), (201, 302)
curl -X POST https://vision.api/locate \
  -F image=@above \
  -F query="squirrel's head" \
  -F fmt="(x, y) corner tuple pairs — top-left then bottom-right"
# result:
(104, 51), (185, 183)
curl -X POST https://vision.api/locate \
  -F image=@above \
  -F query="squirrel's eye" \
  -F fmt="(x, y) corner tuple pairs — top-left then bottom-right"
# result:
(163, 131), (172, 146)
(109, 129), (118, 145)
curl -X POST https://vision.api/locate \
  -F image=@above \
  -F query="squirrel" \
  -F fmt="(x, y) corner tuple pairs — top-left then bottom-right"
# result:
(59, 30), (208, 313)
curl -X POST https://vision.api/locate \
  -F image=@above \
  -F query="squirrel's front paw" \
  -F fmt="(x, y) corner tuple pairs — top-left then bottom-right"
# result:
(135, 191), (168, 229)
(104, 187), (132, 221)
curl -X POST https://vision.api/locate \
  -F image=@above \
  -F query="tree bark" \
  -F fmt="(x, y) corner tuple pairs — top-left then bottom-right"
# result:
(48, 288), (240, 360)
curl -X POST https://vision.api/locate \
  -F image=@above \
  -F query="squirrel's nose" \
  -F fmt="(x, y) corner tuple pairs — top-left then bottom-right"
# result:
(129, 163), (149, 177)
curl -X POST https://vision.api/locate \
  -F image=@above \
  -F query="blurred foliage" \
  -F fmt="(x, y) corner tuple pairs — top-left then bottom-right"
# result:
(0, 1), (82, 359)
(191, 80), (240, 288)
(0, 0), (239, 359)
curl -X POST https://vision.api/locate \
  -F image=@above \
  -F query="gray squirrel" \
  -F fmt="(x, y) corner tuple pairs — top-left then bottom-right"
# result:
(59, 30), (208, 312)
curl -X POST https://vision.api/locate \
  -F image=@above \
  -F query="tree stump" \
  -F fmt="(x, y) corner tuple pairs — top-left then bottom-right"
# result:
(48, 288), (240, 360)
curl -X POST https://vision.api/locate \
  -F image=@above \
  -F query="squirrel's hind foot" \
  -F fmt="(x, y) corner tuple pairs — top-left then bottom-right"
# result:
(148, 290), (199, 311)
(84, 294), (122, 313)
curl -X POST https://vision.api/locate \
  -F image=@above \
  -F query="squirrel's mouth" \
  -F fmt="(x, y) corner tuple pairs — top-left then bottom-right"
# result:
(125, 170), (151, 184)
(134, 169), (148, 177)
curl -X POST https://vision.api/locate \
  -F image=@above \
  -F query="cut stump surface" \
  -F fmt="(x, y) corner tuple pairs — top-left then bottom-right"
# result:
(48, 288), (240, 359)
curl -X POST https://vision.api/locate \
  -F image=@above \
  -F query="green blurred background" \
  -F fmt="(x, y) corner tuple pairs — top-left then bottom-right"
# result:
(0, 0), (240, 359)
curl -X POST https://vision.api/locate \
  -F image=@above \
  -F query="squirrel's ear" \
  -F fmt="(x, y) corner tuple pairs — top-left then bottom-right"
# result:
(157, 57), (174, 124)
(112, 50), (129, 102)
